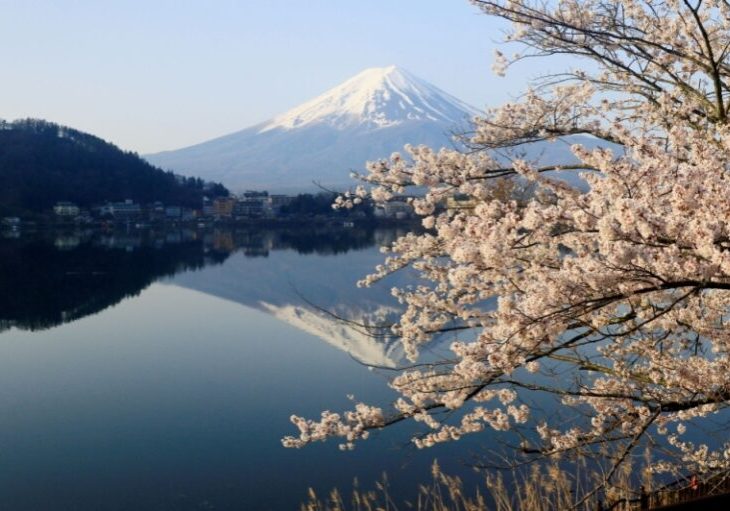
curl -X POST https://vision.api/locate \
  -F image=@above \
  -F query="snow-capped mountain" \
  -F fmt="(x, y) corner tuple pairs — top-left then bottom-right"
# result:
(145, 66), (479, 192)
(259, 65), (477, 132)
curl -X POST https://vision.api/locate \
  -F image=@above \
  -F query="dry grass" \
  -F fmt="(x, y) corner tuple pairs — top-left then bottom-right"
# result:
(302, 458), (730, 511)
(300, 459), (634, 511)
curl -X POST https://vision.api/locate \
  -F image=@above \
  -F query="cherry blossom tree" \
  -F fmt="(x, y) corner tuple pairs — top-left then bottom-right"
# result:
(285, 0), (730, 499)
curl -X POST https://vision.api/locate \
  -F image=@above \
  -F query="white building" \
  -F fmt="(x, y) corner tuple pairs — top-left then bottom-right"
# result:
(53, 201), (80, 217)
(374, 199), (413, 220)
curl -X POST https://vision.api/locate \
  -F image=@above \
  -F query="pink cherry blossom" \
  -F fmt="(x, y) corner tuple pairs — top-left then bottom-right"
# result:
(285, 0), (730, 489)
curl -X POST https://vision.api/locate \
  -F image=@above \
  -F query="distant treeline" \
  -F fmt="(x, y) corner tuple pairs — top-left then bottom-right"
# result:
(280, 192), (373, 217)
(0, 119), (229, 216)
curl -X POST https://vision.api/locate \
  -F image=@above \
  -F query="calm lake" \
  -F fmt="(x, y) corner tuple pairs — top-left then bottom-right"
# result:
(0, 227), (485, 511)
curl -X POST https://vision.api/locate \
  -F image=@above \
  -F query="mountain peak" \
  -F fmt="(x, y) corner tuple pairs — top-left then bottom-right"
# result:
(349, 64), (411, 83)
(145, 66), (480, 192)
(259, 66), (477, 133)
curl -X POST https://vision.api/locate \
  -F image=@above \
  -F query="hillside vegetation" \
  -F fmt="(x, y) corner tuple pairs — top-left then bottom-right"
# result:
(0, 119), (228, 216)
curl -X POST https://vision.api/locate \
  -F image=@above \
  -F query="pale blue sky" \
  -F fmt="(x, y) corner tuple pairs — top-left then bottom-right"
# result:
(0, 1), (571, 153)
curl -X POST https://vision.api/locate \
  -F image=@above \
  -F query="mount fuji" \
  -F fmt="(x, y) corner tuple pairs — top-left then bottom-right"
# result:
(145, 66), (479, 192)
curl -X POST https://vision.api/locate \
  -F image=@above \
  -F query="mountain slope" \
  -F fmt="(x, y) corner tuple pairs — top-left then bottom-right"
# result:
(0, 119), (228, 216)
(145, 66), (478, 192)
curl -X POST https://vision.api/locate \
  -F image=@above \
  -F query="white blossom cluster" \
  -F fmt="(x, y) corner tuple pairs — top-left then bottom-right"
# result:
(286, 0), (730, 480)
(282, 403), (385, 451)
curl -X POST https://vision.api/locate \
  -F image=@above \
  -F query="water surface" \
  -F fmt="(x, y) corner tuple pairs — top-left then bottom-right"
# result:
(0, 227), (482, 510)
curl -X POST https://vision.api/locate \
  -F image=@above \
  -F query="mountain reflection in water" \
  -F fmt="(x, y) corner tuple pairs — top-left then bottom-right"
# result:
(0, 225), (490, 511)
(0, 227), (411, 366)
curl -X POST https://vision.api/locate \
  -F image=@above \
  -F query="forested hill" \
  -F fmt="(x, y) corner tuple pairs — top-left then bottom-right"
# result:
(0, 119), (229, 216)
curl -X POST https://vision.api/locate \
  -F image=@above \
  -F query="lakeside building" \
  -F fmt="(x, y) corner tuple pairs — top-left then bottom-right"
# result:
(99, 199), (142, 219)
(212, 197), (236, 218)
(202, 198), (216, 217)
(53, 201), (80, 217)
(210, 191), (291, 220)
(242, 191), (268, 199)
(373, 198), (414, 220)
(165, 206), (182, 219)
(7, 190), (386, 226)
(265, 195), (294, 216)
(234, 197), (265, 218)
(237, 191), (268, 218)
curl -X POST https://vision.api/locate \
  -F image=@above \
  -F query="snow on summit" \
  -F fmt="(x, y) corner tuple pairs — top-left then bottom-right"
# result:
(260, 65), (478, 132)
(145, 66), (480, 192)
